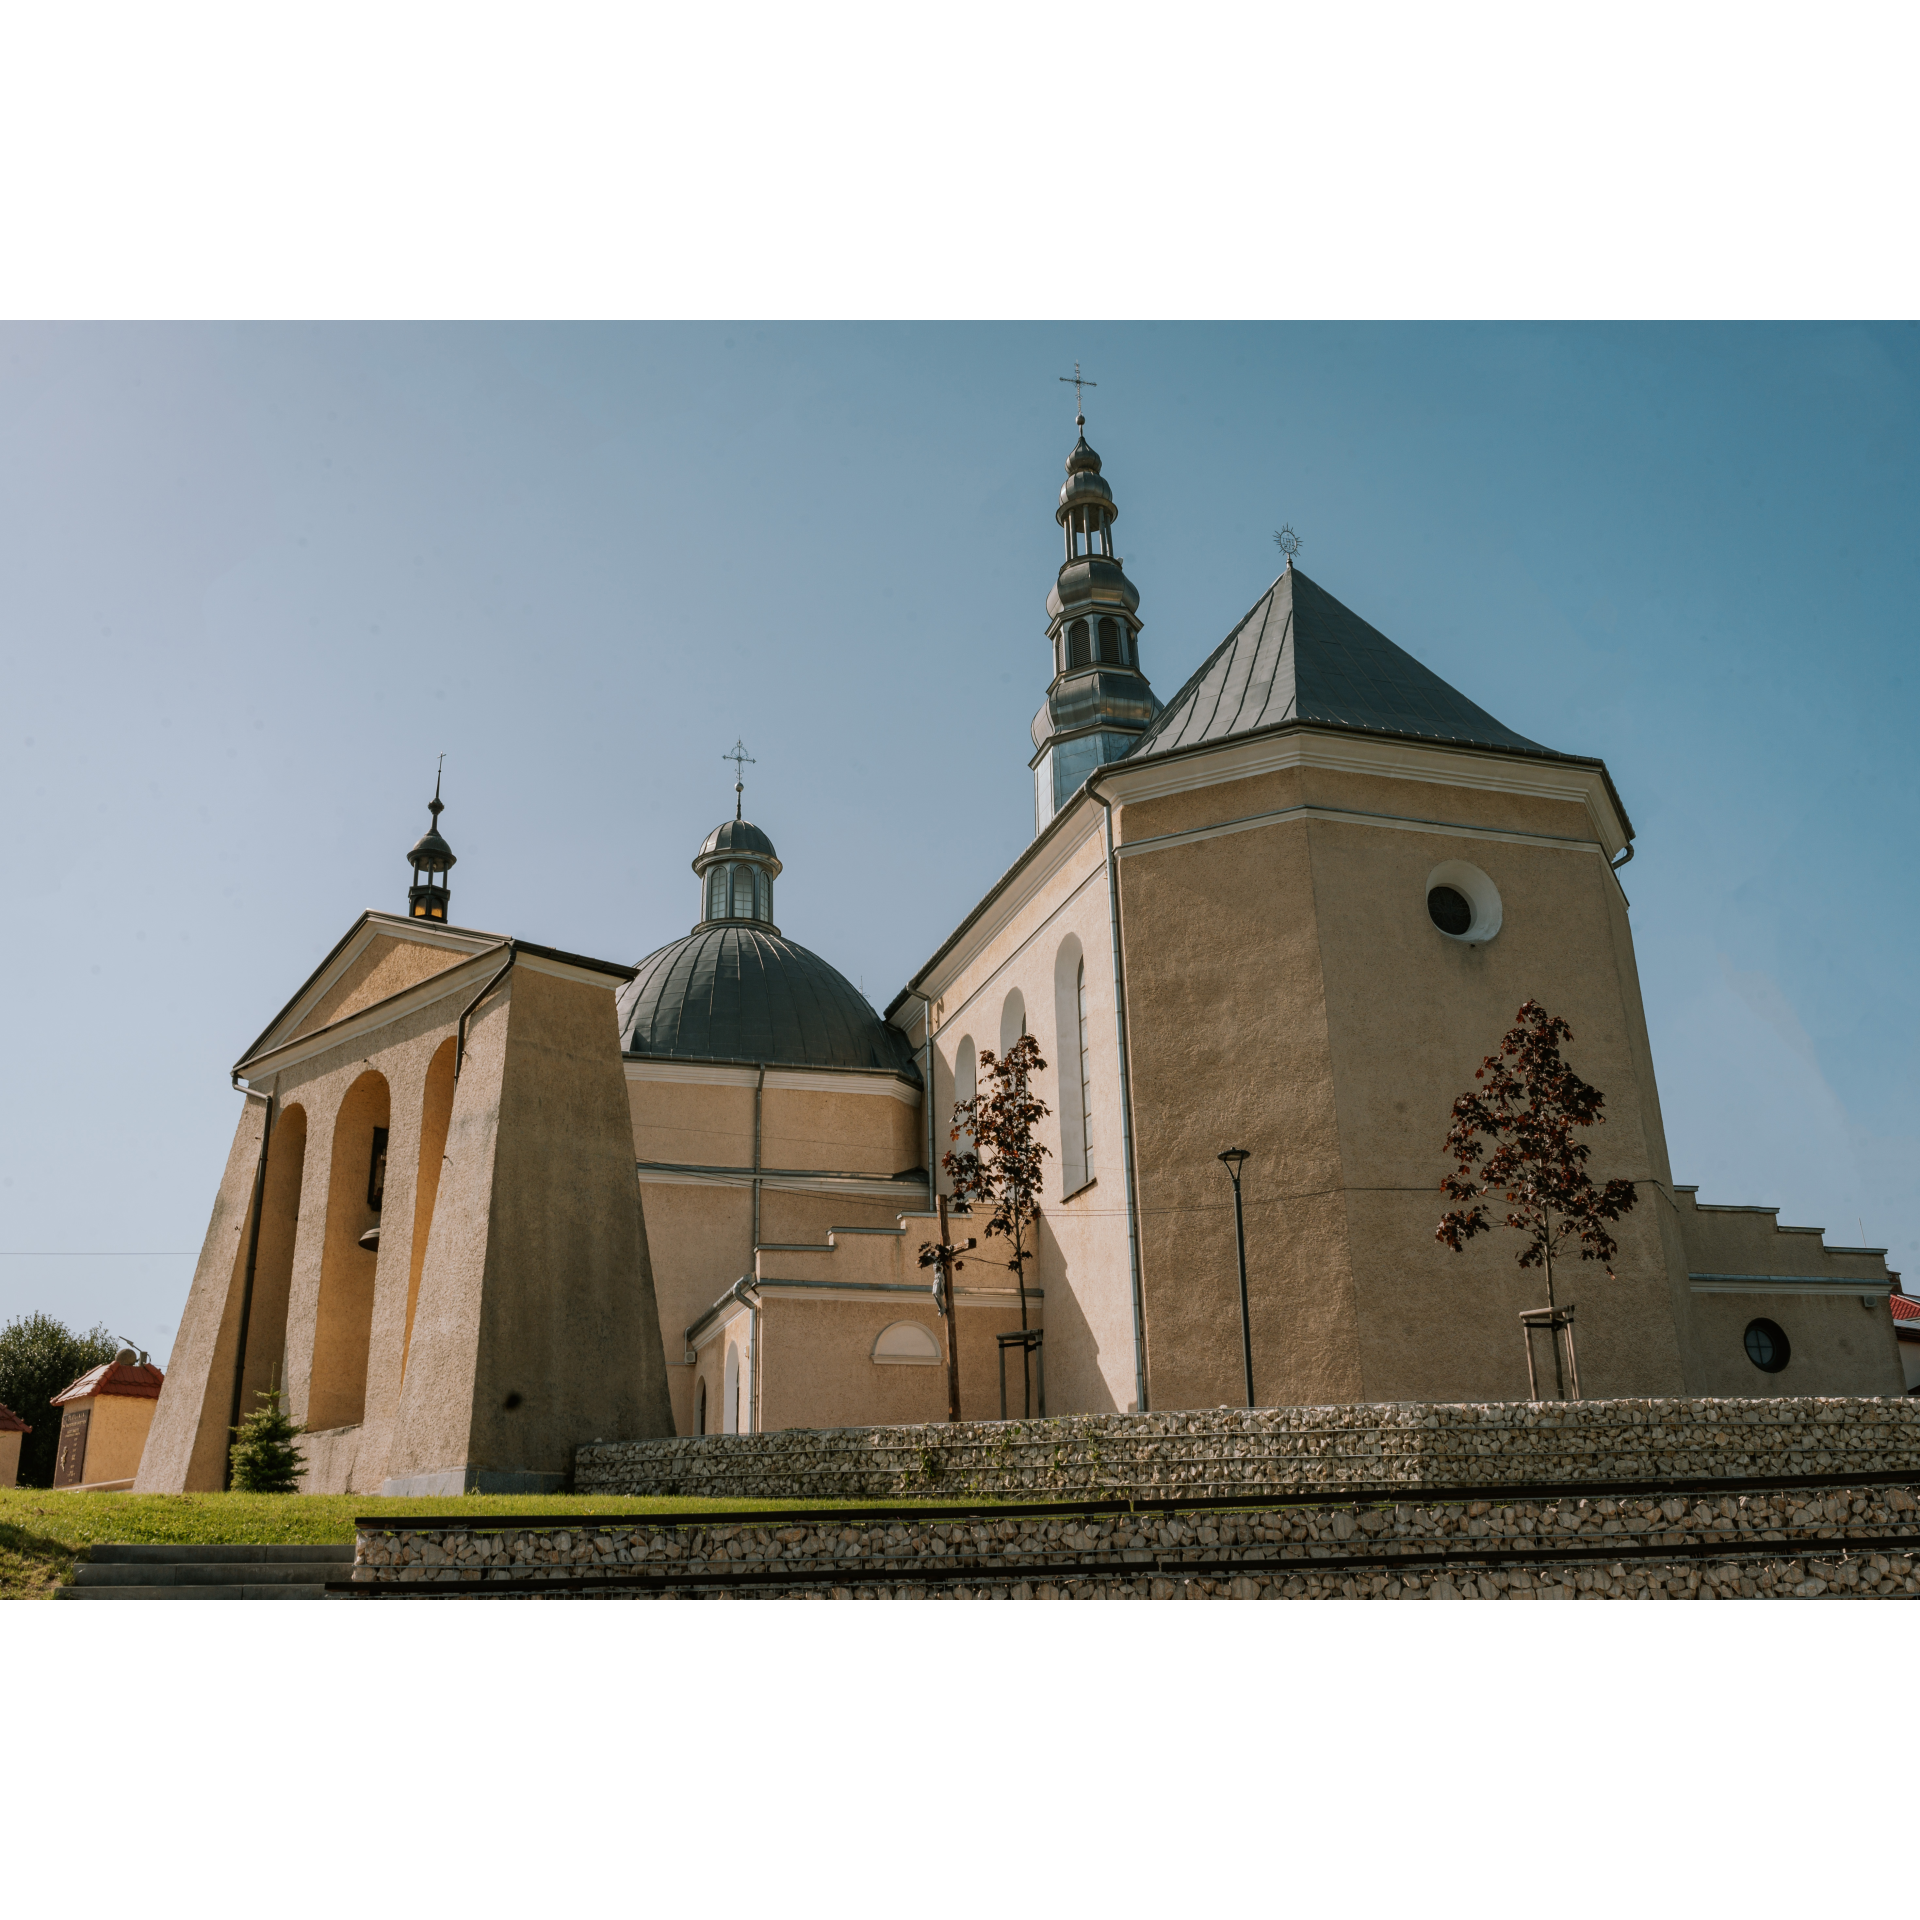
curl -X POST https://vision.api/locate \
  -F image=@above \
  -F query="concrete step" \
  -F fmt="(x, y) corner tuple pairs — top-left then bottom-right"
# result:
(54, 1542), (355, 1600)
(86, 1544), (353, 1565)
(71, 1561), (342, 1587)
(55, 1583), (332, 1600)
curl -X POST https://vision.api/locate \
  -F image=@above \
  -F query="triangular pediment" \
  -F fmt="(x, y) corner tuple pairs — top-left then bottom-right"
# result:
(234, 912), (508, 1073)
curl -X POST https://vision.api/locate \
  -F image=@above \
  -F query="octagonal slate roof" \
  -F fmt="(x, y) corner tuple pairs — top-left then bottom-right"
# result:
(1130, 566), (1554, 762)
(620, 924), (920, 1080)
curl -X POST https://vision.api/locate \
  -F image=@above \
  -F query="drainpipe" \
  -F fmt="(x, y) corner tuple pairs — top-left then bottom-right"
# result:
(906, 988), (937, 1209)
(748, 1282), (763, 1434)
(752, 1062), (766, 1258)
(749, 1062), (766, 1435)
(454, 940), (517, 1079)
(223, 1078), (275, 1487)
(1088, 771), (1149, 1416)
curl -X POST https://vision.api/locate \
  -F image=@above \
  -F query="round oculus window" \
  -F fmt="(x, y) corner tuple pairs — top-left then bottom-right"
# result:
(1427, 885), (1474, 936)
(1743, 1317), (1790, 1373)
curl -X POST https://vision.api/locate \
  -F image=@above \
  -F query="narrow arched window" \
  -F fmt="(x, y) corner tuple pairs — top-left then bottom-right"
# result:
(730, 864), (755, 918)
(755, 870), (771, 921)
(1097, 616), (1119, 663)
(1076, 960), (1094, 1183)
(707, 867), (726, 920)
(1069, 619), (1091, 668)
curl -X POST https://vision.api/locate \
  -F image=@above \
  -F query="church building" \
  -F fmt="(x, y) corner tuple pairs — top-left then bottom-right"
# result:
(135, 411), (1908, 1496)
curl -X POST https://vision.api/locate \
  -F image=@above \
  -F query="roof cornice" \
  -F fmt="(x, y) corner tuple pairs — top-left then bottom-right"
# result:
(1096, 720), (1635, 854)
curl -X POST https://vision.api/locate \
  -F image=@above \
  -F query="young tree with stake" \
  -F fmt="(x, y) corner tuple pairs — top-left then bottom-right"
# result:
(941, 1034), (1051, 1417)
(1436, 1000), (1638, 1399)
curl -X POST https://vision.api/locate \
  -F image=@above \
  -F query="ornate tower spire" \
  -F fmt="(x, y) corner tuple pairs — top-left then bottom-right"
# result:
(1028, 400), (1159, 834)
(406, 764), (457, 922)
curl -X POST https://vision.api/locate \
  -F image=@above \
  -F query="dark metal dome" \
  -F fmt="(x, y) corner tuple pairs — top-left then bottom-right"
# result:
(619, 924), (920, 1080)
(1065, 433), (1103, 476)
(698, 818), (779, 862)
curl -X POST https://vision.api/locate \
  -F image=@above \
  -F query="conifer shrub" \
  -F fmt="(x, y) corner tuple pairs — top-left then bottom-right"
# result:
(228, 1386), (307, 1494)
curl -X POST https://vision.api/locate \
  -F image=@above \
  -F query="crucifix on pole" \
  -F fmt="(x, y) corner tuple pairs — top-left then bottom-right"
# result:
(918, 1194), (975, 1422)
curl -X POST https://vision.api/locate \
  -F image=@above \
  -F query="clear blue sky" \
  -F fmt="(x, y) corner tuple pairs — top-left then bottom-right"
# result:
(3, 321), (1915, 1359)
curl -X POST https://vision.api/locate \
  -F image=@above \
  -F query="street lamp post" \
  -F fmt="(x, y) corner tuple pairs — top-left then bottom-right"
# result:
(1218, 1149), (1254, 1409)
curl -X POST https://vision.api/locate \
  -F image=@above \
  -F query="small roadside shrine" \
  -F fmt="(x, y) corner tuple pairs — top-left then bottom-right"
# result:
(51, 1352), (165, 1490)
(0, 1403), (28, 1487)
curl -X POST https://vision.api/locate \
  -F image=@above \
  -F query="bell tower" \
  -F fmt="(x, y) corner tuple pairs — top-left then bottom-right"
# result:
(1029, 405), (1159, 834)
(406, 770), (456, 922)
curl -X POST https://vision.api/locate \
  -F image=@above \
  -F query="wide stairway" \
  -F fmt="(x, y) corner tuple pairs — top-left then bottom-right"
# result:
(56, 1544), (353, 1599)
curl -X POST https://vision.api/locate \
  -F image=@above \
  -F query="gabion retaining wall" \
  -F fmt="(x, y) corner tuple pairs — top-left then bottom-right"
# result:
(345, 1482), (1920, 1601)
(575, 1397), (1920, 1501)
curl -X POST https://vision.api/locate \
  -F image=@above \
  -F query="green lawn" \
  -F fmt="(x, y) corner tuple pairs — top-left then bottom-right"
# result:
(0, 1488), (929, 1599)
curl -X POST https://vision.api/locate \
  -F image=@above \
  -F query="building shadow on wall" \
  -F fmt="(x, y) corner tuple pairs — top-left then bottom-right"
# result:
(1031, 1211), (1121, 1415)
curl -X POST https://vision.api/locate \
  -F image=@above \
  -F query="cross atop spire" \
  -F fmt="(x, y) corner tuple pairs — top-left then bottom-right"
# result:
(1058, 361), (1097, 426)
(723, 739), (756, 821)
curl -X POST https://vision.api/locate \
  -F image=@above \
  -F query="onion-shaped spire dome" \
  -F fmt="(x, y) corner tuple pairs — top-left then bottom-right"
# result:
(1031, 402), (1159, 837)
(406, 766), (456, 923)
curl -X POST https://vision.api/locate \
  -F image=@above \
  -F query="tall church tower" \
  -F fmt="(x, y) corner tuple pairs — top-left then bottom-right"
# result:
(1029, 413), (1159, 834)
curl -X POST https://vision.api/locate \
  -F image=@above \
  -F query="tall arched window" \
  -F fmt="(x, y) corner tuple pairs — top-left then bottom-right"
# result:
(723, 1344), (741, 1433)
(954, 1036), (978, 1162)
(1097, 616), (1120, 663)
(707, 867), (726, 920)
(1053, 935), (1091, 1191)
(754, 869), (771, 921)
(730, 864), (755, 918)
(1068, 619), (1091, 668)
(999, 988), (1027, 1054)
(1076, 959), (1094, 1184)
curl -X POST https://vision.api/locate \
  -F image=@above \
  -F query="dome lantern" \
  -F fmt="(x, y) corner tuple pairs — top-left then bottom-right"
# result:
(692, 744), (782, 929)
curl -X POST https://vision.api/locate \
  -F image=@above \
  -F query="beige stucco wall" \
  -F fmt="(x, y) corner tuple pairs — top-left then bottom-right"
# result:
(1111, 758), (1693, 1408)
(628, 1055), (932, 1437)
(884, 736), (1722, 1420)
(1673, 1189), (1905, 1397)
(384, 961), (674, 1491)
(689, 1288), (1043, 1434)
(906, 814), (1139, 1420)
(65, 1392), (157, 1486)
(140, 929), (675, 1496)
(290, 932), (468, 1040)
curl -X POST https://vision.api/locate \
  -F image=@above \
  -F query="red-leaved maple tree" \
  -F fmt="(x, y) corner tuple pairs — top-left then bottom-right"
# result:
(1437, 1000), (1639, 1339)
(938, 1034), (1050, 1415)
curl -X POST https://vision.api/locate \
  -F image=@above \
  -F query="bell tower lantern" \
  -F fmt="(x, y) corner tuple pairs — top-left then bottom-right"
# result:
(406, 771), (457, 922)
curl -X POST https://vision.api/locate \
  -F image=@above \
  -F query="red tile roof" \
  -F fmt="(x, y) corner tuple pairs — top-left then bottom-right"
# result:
(0, 1402), (29, 1433)
(1892, 1293), (1920, 1329)
(50, 1360), (165, 1406)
